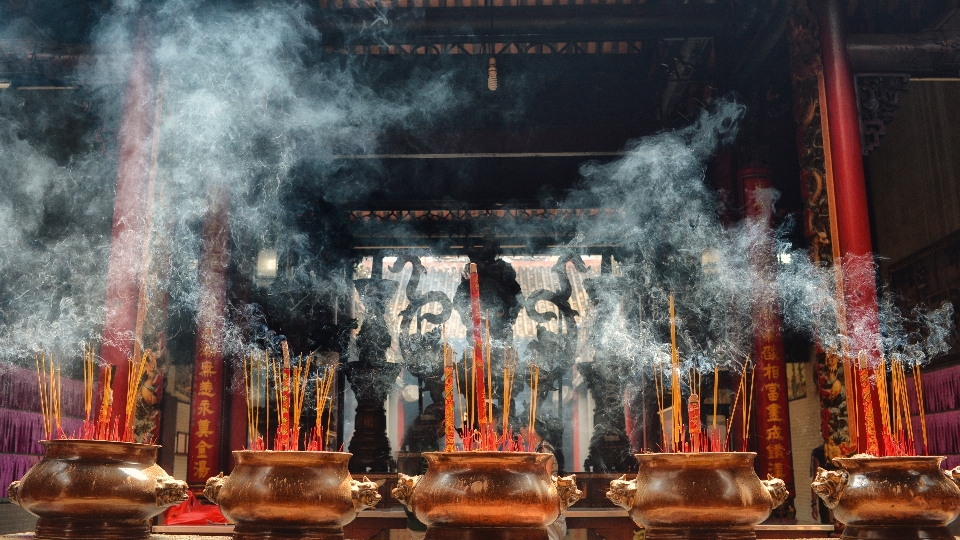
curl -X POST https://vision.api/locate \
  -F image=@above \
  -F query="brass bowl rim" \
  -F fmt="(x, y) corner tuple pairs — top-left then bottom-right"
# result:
(421, 451), (554, 466)
(40, 439), (160, 450)
(38, 439), (161, 462)
(634, 451), (757, 466)
(232, 449), (353, 466)
(833, 454), (947, 468)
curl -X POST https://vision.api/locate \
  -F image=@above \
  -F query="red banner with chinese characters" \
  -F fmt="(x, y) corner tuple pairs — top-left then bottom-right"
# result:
(741, 166), (796, 504)
(187, 188), (230, 485)
(753, 306), (795, 494)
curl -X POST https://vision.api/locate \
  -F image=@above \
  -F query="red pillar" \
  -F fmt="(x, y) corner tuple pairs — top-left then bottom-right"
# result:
(815, 0), (883, 454)
(187, 187), (231, 484)
(740, 166), (796, 516)
(99, 38), (154, 437)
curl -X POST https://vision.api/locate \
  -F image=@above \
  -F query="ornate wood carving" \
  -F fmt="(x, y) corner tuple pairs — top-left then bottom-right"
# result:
(788, 0), (834, 266)
(855, 74), (910, 156)
(787, 0), (854, 457)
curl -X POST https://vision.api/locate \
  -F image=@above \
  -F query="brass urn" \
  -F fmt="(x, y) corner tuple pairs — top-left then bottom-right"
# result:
(392, 451), (583, 540)
(607, 452), (788, 540)
(204, 450), (381, 540)
(7, 440), (189, 540)
(812, 455), (960, 539)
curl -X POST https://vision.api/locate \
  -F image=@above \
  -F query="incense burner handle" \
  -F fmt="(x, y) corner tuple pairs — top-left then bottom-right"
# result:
(761, 474), (789, 509)
(811, 468), (848, 509)
(554, 475), (583, 512)
(945, 466), (960, 490)
(606, 475), (637, 510)
(391, 473), (421, 512)
(8, 481), (21, 507)
(156, 474), (190, 508)
(351, 476), (382, 512)
(204, 473), (226, 505)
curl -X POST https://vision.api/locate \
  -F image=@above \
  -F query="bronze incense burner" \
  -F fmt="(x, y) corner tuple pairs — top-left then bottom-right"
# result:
(392, 451), (582, 540)
(204, 450), (381, 540)
(812, 455), (960, 540)
(607, 452), (788, 540)
(7, 440), (189, 540)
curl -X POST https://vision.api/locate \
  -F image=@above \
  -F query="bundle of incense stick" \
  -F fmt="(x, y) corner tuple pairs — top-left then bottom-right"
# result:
(669, 295), (682, 452)
(873, 357), (925, 457)
(913, 363), (928, 454)
(855, 351), (880, 455)
(711, 365), (720, 451)
(444, 341), (456, 452)
(687, 368), (702, 452)
(278, 341), (293, 450)
(267, 342), (313, 451)
(290, 353), (313, 449)
(502, 347), (518, 443)
(654, 358), (666, 450)
(307, 361), (337, 451)
(468, 263), (488, 427)
(243, 351), (266, 450)
(485, 316), (493, 426)
(82, 345), (96, 439)
(123, 351), (150, 442)
(527, 362), (540, 451)
(96, 363), (118, 441)
(726, 356), (755, 452)
(35, 353), (62, 440)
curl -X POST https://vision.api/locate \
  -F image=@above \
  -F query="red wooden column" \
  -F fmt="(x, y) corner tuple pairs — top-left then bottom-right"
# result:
(99, 38), (155, 435)
(815, 0), (883, 454)
(740, 165), (796, 517)
(186, 187), (231, 484)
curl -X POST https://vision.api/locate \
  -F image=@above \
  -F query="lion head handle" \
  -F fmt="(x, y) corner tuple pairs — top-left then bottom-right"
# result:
(606, 475), (637, 510)
(761, 475), (789, 510)
(156, 474), (189, 508)
(946, 466), (960, 489)
(554, 475), (583, 513)
(204, 473), (226, 506)
(811, 467), (848, 509)
(391, 473), (421, 513)
(351, 476), (382, 512)
(7, 481), (21, 507)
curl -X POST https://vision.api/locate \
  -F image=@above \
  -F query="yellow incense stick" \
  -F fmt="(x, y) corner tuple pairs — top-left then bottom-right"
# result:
(669, 295), (681, 450)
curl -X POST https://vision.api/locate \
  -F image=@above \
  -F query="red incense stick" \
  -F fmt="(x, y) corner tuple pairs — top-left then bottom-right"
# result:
(444, 347), (456, 452)
(280, 341), (292, 450)
(468, 263), (488, 427)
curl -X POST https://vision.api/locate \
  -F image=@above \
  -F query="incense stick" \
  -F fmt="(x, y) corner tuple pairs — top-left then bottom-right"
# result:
(913, 363), (928, 455)
(669, 295), (681, 451)
(280, 341), (292, 450)
(444, 344), (456, 452)
(468, 263), (488, 426)
(743, 359), (755, 451)
(124, 352), (149, 442)
(712, 365), (719, 446)
(485, 315), (493, 425)
(726, 357), (747, 444)
(654, 358), (665, 451)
